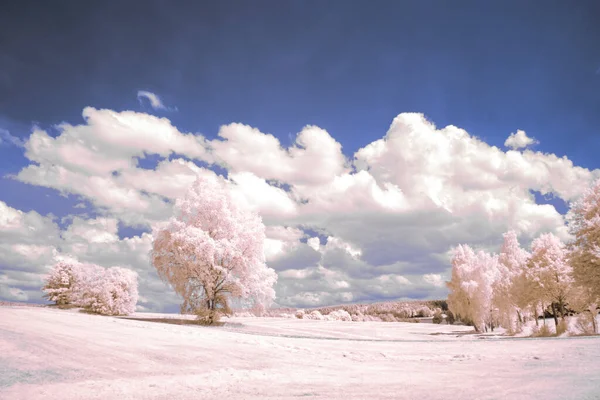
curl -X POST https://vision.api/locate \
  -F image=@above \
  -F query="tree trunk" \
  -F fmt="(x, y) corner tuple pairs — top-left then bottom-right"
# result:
(542, 302), (546, 326)
(590, 309), (598, 334)
(205, 298), (217, 325)
(551, 303), (559, 329)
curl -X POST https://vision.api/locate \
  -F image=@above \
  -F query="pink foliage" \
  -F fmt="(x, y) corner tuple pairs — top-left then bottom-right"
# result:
(528, 233), (572, 306)
(568, 178), (600, 238)
(151, 175), (277, 315)
(78, 265), (139, 316)
(495, 231), (531, 330)
(325, 309), (352, 321)
(568, 178), (600, 301)
(42, 261), (80, 306)
(42, 257), (139, 315)
(447, 244), (500, 332)
(305, 310), (325, 320)
(498, 231), (530, 279)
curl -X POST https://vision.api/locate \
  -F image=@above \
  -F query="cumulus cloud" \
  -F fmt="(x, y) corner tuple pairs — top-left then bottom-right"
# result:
(307, 237), (320, 252)
(210, 123), (349, 186)
(2, 109), (600, 310)
(504, 129), (538, 150)
(15, 108), (211, 226)
(423, 273), (445, 288)
(137, 90), (166, 110)
(0, 201), (61, 302)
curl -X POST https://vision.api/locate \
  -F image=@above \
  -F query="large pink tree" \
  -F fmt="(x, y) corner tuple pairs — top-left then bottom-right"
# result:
(527, 232), (572, 329)
(564, 178), (600, 332)
(494, 230), (531, 331)
(151, 175), (277, 324)
(447, 244), (500, 332)
(568, 178), (600, 302)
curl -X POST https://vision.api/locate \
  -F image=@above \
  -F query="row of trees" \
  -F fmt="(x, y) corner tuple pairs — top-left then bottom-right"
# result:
(43, 258), (139, 316)
(295, 309), (354, 321)
(447, 179), (600, 334)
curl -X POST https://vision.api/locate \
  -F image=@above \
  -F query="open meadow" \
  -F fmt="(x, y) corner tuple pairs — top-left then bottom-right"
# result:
(2, 306), (600, 400)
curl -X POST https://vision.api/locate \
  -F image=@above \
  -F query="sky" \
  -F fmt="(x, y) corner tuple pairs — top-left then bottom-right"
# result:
(1, 0), (599, 311)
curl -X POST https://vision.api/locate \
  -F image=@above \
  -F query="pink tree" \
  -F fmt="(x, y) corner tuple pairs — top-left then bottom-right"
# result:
(568, 178), (600, 304)
(43, 256), (139, 315)
(42, 259), (81, 306)
(78, 265), (139, 316)
(494, 230), (531, 332)
(447, 244), (500, 332)
(527, 232), (572, 329)
(151, 175), (277, 324)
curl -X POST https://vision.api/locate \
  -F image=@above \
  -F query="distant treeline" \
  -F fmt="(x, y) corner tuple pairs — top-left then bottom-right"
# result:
(307, 299), (448, 322)
(234, 299), (451, 323)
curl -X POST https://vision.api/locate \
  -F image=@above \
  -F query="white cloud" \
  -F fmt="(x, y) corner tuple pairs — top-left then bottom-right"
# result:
(229, 172), (298, 222)
(137, 90), (166, 110)
(0, 201), (61, 247)
(210, 123), (348, 186)
(0, 201), (62, 302)
(0, 285), (28, 301)
(0, 128), (24, 147)
(504, 129), (538, 150)
(423, 273), (445, 288)
(3, 109), (600, 309)
(15, 108), (212, 226)
(324, 236), (362, 259)
(307, 237), (320, 252)
(264, 226), (309, 264)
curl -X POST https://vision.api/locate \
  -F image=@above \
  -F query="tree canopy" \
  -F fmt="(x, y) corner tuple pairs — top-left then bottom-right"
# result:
(151, 175), (277, 323)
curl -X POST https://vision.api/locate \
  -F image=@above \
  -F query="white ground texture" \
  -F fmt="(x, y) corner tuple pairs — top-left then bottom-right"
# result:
(1, 307), (600, 400)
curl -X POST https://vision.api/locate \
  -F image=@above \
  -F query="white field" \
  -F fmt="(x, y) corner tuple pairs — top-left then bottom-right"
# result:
(1, 307), (600, 400)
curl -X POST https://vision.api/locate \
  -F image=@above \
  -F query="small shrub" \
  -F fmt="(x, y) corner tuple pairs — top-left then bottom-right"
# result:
(380, 313), (397, 322)
(43, 258), (139, 316)
(556, 320), (568, 336)
(295, 309), (305, 319)
(327, 309), (352, 321)
(415, 306), (434, 318)
(532, 324), (553, 337)
(432, 311), (444, 324)
(445, 310), (455, 325)
(306, 310), (324, 320)
(574, 313), (596, 335)
(251, 303), (266, 317)
(78, 266), (139, 316)
(193, 308), (220, 325)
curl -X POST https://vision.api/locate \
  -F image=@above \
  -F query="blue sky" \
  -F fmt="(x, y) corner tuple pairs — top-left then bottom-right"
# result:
(1, 1), (599, 309)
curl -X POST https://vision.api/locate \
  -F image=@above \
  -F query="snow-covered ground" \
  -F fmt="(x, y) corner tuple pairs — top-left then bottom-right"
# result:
(1, 306), (600, 400)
